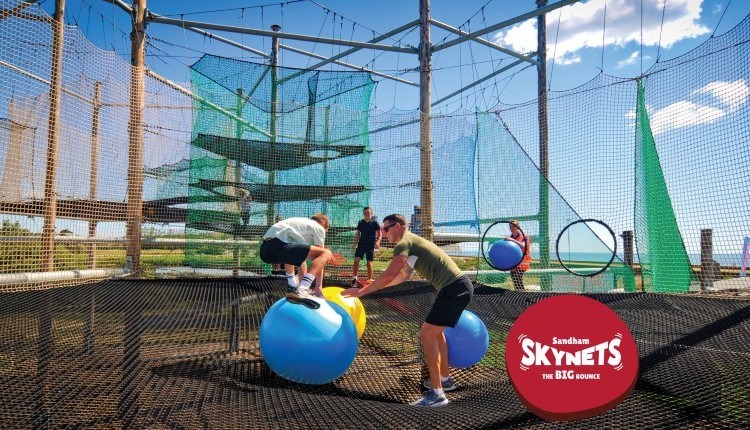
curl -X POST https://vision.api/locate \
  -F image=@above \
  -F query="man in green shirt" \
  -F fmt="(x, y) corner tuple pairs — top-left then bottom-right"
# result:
(343, 214), (474, 407)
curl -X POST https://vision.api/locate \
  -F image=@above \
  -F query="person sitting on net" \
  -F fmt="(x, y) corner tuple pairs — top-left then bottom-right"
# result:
(343, 214), (474, 407)
(259, 213), (341, 298)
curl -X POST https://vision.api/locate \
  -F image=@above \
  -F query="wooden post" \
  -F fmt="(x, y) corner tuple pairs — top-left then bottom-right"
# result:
(41, 0), (66, 272)
(33, 291), (53, 429)
(120, 1), (146, 426)
(536, 0), (551, 290)
(700, 228), (718, 289)
(266, 24), (281, 225)
(419, 0), (433, 241)
(322, 106), (330, 214)
(233, 88), (244, 277)
(126, 0), (146, 274)
(87, 82), (101, 269)
(622, 230), (634, 267)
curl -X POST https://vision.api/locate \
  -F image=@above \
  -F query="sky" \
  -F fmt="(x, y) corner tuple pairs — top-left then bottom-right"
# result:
(39, 0), (750, 112)
(18, 0), (748, 255)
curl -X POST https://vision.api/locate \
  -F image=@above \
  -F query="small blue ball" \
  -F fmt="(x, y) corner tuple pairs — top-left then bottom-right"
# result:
(444, 310), (490, 368)
(260, 297), (358, 384)
(489, 239), (523, 270)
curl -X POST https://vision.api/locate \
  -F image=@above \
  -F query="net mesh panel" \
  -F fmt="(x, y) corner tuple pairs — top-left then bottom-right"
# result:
(0, 277), (748, 429)
(634, 80), (692, 293)
(475, 112), (635, 290)
(183, 55), (374, 271)
(0, 0), (748, 427)
(497, 16), (750, 291)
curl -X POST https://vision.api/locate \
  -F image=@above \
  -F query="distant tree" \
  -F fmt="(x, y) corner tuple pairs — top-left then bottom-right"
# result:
(0, 220), (34, 236)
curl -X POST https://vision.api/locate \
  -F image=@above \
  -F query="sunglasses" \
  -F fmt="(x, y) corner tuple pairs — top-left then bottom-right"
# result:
(382, 223), (399, 232)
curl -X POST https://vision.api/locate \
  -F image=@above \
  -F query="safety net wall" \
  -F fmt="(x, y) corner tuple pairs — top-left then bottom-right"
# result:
(496, 15), (750, 292)
(0, 278), (747, 429)
(0, 0), (746, 294)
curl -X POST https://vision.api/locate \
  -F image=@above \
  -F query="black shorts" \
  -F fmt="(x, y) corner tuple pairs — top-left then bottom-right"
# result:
(354, 246), (375, 261)
(425, 276), (474, 328)
(259, 238), (310, 267)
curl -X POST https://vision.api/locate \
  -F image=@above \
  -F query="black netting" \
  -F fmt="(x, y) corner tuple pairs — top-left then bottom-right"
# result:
(1, 278), (747, 429)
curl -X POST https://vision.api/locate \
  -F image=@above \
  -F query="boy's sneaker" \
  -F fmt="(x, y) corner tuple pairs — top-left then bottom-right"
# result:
(285, 286), (311, 300)
(351, 278), (358, 287)
(422, 377), (456, 392)
(409, 390), (449, 407)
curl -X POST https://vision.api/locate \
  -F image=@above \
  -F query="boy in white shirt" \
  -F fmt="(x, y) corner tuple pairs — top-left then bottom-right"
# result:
(260, 213), (332, 298)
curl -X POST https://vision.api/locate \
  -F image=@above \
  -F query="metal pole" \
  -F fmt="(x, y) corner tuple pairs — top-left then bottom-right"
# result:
(419, 0), (433, 241)
(266, 24), (281, 225)
(432, 0), (582, 52)
(537, 0), (551, 290)
(87, 82), (101, 269)
(126, 0), (146, 274)
(41, 0), (65, 272)
(147, 14), (414, 53)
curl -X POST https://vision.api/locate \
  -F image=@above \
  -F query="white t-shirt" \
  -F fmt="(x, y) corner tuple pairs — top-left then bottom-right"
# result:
(263, 217), (326, 246)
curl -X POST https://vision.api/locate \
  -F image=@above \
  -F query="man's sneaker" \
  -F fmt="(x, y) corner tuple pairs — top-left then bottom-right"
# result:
(422, 377), (456, 392)
(409, 390), (449, 407)
(351, 278), (359, 287)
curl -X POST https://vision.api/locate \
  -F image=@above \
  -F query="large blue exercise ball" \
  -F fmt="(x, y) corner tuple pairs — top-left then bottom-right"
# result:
(260, 296), (358, 384)
(488, 239), (523, 270)
(444, 310), (490, 368)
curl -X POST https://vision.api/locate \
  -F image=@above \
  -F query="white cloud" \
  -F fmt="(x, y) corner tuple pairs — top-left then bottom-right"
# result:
(492, 0), (710, 65)
(649, 100), (725, 134)
(616, 51), (640, 68)
(623, 79), (749, 134)
(692, 80), (750, 112)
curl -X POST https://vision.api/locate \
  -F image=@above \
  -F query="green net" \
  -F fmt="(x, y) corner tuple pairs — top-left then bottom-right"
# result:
(634, 80), (692, 293)
(182, 55), (375, 270)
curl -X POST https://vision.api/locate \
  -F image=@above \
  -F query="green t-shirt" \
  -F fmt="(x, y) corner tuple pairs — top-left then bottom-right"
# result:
(393, 231), (463, 291)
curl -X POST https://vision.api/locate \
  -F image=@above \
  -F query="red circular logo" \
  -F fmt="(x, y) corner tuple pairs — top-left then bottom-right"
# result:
(506, 295), (639, 421)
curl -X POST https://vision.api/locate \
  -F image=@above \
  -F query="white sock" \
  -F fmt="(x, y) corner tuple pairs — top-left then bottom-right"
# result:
(298, 274), (315, 290)
(286, 272), (298, 287)
(441, 375), (451, 382)
(433, 388), (444, 396)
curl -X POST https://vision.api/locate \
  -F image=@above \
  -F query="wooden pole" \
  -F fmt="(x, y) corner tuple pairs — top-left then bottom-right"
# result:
(419, 0), (433, 241)
(266, 24), (281, 225)
(622, 230), (634, 267)
(126, 0), (146, 274)
(233, 88), (243, 276)
(536, 0), (551, 290)
(120, 2), (147, 426)
(41, 0), (65, 272)
(322, 106), (330, 214)
(87, 82), (102, 269)
(700, 228), (716, 290)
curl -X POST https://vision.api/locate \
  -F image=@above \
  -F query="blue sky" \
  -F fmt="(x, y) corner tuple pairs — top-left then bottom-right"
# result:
(18, 0), (748, 256)
(41, 0), (750, 112)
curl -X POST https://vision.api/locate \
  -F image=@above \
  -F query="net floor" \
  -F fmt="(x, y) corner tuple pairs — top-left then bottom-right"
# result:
(0, 278), (748, 429)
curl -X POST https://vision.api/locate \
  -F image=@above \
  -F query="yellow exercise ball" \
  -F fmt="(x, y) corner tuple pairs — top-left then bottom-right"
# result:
(322, 286), (367, 339)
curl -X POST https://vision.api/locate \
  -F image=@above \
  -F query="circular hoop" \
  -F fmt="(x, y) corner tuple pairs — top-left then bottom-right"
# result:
(555, 219), (617, 277)
(481, 220), (526, 271)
